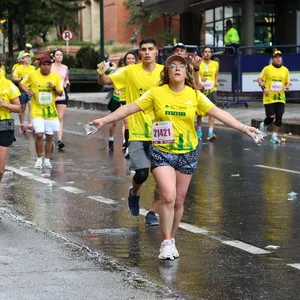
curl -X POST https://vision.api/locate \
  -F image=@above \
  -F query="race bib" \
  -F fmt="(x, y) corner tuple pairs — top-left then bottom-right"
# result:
(271, 81), (282, 92)
(39, 92), (52, 105)
(203, 80), (213, 90)
(152, 121), (174, 144)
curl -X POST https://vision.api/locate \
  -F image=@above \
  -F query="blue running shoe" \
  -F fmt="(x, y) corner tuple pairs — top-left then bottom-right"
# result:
(271, 136), (280, 144)
(196, 128), (202, 141)
(207, 132), (216, 142)
(145, 211), (159, 226)
(128, 186), (140, 216)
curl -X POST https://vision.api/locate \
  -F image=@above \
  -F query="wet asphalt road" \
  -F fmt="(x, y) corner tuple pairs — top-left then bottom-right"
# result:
(2, 108), (300, 300)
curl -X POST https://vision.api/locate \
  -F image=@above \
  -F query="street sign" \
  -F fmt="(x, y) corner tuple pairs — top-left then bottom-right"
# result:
(61, 30), (73, 41)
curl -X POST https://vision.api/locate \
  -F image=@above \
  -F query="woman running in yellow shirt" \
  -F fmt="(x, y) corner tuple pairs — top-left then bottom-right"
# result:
(89, 54), (260, 260)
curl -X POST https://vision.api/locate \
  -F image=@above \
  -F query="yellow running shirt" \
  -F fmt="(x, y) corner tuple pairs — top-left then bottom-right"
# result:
(0, 77), (20, 120)
(109, 63), (164, 141)
(0, 66), (6, 78)
(21, 70), (62, 120)
(199, 60), (219, 96)
(258, 64), (290, 104)
(13, 64), (35, 87)
(135, 85), (215, 154)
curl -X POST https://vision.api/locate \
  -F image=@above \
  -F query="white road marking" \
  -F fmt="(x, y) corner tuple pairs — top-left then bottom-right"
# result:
(5, 166), (272, 256)
(6, 165), (55, 185)
(179, 222), (209, 234)
(255, 165), (300, 175)
(60, 186), (85, 194)
(287, 263), (300, 270)
(88, 195), (117, 204)
(223, 240), (271, 254)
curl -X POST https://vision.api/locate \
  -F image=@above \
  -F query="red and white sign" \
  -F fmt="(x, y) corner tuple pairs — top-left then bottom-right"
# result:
(61, 30), (73, 41)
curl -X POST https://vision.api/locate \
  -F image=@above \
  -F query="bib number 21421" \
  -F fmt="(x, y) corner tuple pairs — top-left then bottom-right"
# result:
(152, 121), (174, 144)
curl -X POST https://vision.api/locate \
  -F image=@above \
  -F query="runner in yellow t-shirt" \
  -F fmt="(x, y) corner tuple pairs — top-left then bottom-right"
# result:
(0, 76), (21, 182)
(90, 54), (259, 260)
(119, 51), (139, 158)
(12, 52), (36, 132)
(97, 38), (163, 225)
(172, 42), (204, 141)
(197, 46), (219, 141)
(19, 56), (63, 169)
(258, 50), (290, 144)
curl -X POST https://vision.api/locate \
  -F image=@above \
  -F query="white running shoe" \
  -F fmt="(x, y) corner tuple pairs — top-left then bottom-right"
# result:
(170, 238), (179, 258)
(158, 240), (174, 260)
(34, 158), (43, 169)
(43, 159), (53, 169)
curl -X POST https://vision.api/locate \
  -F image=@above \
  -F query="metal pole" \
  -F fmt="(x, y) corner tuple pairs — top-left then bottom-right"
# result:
(99, 0), (104, 61)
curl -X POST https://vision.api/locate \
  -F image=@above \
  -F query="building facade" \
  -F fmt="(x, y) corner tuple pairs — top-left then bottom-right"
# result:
(143, 0), (300, 49)
(78, 0), (180, 47)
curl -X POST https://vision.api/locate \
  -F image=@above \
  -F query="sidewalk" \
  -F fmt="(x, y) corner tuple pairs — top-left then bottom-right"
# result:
(68, 93), (300, 136)
(0, 213), (170, 300)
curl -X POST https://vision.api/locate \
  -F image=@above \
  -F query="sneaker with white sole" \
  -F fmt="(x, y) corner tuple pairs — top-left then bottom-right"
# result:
(145, 211), (159, 226)
(43, 159), (53, 169)
(34, 158), (43, 169)
(271, 136), (280, 144)
(170, 238), (179, 258)
(158, 239), (174, 260)
(207, 132), (216, 142)
(128, 186), (140, 216)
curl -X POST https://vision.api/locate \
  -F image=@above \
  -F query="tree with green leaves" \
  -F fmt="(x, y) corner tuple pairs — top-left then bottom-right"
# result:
(123, 0), (178, 45)
(0, 0), (84, 57)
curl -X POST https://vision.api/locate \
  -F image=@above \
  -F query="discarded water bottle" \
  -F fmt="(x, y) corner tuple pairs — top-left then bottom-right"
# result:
(287, 191), (298, 201)
(265, 245), (280, 250)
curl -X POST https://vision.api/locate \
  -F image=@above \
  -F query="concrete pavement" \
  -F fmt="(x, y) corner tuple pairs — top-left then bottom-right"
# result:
(0, 213), (173, 300)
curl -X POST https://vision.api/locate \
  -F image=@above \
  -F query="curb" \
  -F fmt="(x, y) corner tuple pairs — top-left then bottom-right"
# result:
(68, 99), (109, 111)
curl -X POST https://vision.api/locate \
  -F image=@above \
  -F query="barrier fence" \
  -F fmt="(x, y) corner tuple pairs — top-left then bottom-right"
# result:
(159, 44), (300, 107)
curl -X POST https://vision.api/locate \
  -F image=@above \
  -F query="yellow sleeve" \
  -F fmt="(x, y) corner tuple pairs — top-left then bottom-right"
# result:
(196, 91), (215, 116)
(135, 89), (154, 114)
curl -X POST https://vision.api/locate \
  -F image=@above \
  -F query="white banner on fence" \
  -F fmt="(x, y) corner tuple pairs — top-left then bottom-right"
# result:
(218, 73), (232, 92)
(242, 72), (300, 92)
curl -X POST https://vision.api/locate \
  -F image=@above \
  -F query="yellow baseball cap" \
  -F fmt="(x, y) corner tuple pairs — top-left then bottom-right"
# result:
(272, 50), (282, 57)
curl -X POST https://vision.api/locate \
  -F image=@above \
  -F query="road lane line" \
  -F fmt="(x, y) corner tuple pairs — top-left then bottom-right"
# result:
(5, 167), (272, 256)
(255, 165), (300, 175)
(88, 195), (117, 204)
(5, 165), (55, 185)
(60, 186), (85, 194)
(287, 263), (300, 270)
(222, 240), (271, 254)
(179, 223), (209, 234)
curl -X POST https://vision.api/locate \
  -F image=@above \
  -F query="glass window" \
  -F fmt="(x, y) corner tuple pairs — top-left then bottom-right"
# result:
(205, 9), (214, 23)
(205, 25), (214, 45)
(224, 6), (233, 19)
(215, 21), (223, 46)
(215, 7), (223, 21)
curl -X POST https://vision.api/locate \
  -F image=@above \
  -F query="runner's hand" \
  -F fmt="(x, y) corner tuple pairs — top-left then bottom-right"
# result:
(189, 52), (202, 69)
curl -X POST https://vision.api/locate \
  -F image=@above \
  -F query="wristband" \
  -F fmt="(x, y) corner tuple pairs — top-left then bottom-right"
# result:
(193, 67), (199, 72)
(240, 124), (248, 133)
(52, 87), (56, 92)
(261, 86), (265, 91)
